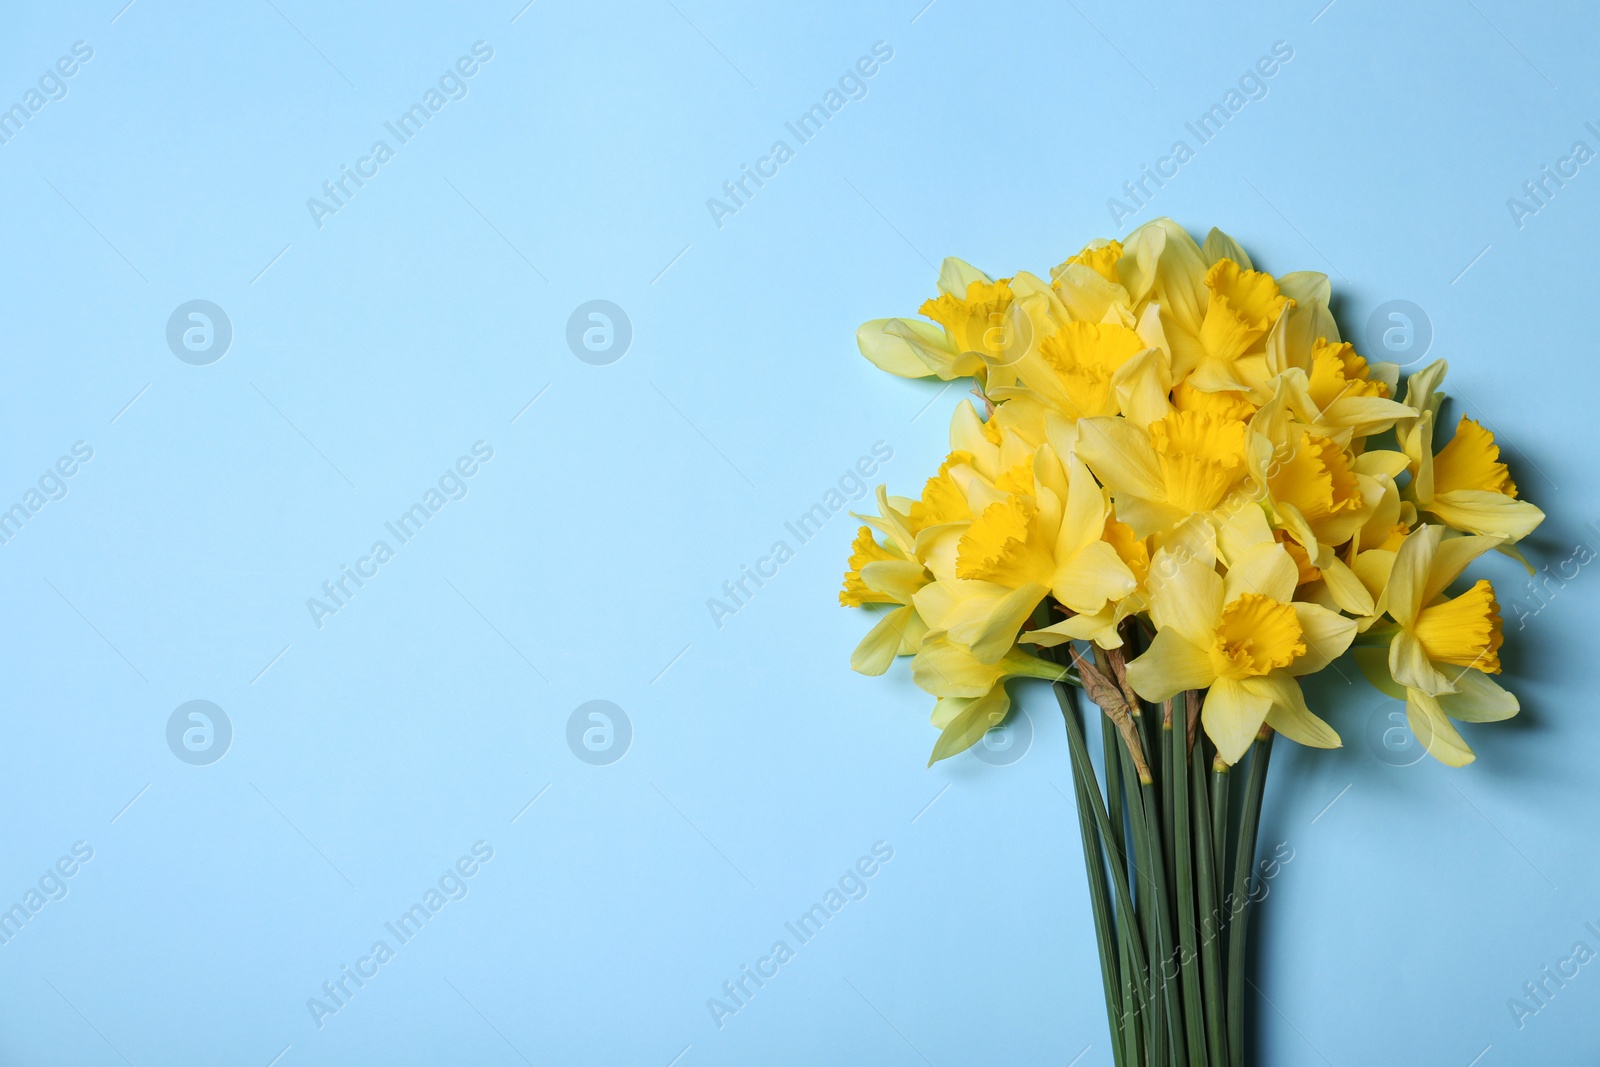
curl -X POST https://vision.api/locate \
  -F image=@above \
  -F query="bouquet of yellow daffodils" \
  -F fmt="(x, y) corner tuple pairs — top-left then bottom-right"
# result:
(839, 218), (1543, 1066)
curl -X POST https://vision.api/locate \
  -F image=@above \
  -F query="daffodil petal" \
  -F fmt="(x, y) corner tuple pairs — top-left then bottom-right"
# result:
(1319, 556), (1375, 617)
(1203, 676), (1272, 765)
(851, 606), (916, 676)
(963, 582), (1050, 664)
(1288, 603), (1357, 676)
(859, 560), (929, 603)
(912, 636), (1002, 697)
(1437, 668), (1520, 722)
(1389, 629), (1455, 694)
(857, 318), (952, 378)
(1222, 542), (1298, 604)
(1354, 647), (1406, 699)
(1127, 628), (1215, 703)
(1247, 674), (1341, 749)
(1076, 416), (1167, 502)
(1387, 525), (1441, 625)
(927, 686), (1011, 766)
(1406, 689), (1476, 767)
(1419, 533), (1505, 604)
(1147, 546), (1225, 649)
(1425, 491), (1545, 543)
(1052, 541), (1136, 616)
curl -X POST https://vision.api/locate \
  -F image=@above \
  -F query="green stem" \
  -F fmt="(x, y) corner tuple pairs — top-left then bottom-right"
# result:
(1139, 777), (1187, 1067)
(1210, 761), (1230, 920)
(1162, 714), (1177, 911)
(1117, 727), (1163, 1064)
(1191, 734), (1227, 1066)
(1054, 682), (1151, 1057)
(1171, 708), (1207, 1066)
(1104, 713), (1144, 1067)
(1226, 730), (1274, 1067)
(1104, 719), (1127, 906)
(1055, 683), (1125, 1066)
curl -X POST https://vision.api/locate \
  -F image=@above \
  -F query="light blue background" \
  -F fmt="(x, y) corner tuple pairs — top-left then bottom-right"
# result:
(1, 0), (1596, 1063)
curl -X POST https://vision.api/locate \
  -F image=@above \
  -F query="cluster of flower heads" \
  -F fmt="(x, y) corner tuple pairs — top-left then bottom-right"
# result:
(840, 218), (1543, 768)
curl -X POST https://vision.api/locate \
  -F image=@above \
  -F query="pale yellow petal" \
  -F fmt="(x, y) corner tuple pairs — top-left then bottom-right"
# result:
(1387, 525), (1441, 625)
(1389, 629), (1455, 694)
(1406, 689), (1476, 767)
(1352, 449), (1411, 479)
(1421, 533), (1505, 605)
(857, 318), (954, 378)
(1288, 603), (1357, 676)
(1216, 501), (1276, 564)
(1248, 673), (1341, 749)
(937, 256), (992, 296)
(1354, 647), (1406, 700)
(1051, 541), (1136, 616)
(1437, 668), (1520, 722)
(859, 560), (928, 603)
(962, 582), (1050, 664)
(1076, 416), (1167, 502)
(1322, 396), (1412, 437)
(1126, 628), (1215, 703)
(927, 685), (1011, 766)
(1056, 455), (1109, 558)
(912, 636), (1002, 697)
(1222, 542), (1298, 604)
(1147, 546), (1225, 648)
(1319, 556), (1375, 617)
(1112, 345), (1175, 428)
(1425, 491), (1545, 542)
(1203, 676), (1272, 764)
(1202, 227), (1253, 270)
(1019, 605), (1129, 650)
(851, 606), (916, 676)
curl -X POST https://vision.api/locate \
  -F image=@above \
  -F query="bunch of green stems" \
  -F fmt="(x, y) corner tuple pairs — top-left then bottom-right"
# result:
(1041, 629), (1275, 1067)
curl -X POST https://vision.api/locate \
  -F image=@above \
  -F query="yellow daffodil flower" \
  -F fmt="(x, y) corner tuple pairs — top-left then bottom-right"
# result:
(1075, 408), (1259, 538)
(1355, 524), (1518, 765)
(1406, 409), (1545, 542)
(913, 450), (1136, 662)
(912, 634), (1068, 764)
(1125, 540), (1355, 762)
(843, 220), (1540, 775)
(839, 509), (932, 675)
(1397, 359), (1543, 543)
(857, 258), (1022, 380)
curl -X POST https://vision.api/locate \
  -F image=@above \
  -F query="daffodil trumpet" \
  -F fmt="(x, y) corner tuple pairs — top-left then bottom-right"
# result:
(840, 220), (1541, 1066)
